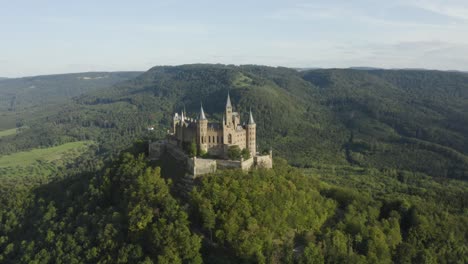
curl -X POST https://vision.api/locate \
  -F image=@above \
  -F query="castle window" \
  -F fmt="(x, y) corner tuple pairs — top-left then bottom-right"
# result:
(217, 136), (219, 143)
(209, 136), (211, 143)
(228, 134), (232, 144)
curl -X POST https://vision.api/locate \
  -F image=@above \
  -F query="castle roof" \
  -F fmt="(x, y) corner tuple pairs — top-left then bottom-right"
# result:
(249, 109), (255, 124)
(199, 104), (207, 120)
(226, 92), (232, 108)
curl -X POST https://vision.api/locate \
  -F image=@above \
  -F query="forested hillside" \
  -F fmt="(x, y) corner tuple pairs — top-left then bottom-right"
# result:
(0, 71), (142, 131)
(0, 72), (142, 111)
(3, 64), (466, 179)
(0, 65), (467, 263)
(0, 150), (466, 263)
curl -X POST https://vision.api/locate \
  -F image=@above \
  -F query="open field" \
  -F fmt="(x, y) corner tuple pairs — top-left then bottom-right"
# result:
(0, 128), (17, 138)
(0, 140), (94, 167)
(0, 141), (95, 188)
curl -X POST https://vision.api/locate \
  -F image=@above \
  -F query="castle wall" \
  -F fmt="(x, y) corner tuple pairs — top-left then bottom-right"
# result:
(216, 159), (242, 169)
(206, 129), (223, 147)
(255, 154), (273, 169)
(216, 158), (254, 171)
(149, 140), (271, 179)
(174, 120), (199, 145)
(241, 157), (254, 170)
(223, 126), (247, 150)
(234, 129), (247, 149)
(188, 157), (217, 178)
(183, 127), (196, 143)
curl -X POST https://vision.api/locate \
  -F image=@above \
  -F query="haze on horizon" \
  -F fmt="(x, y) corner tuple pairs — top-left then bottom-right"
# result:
(1, 0), (468, 77)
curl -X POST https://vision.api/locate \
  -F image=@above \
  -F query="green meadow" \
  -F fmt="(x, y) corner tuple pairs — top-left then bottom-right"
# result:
(0, 141), (94, 187)
(0, 128), (17, 138)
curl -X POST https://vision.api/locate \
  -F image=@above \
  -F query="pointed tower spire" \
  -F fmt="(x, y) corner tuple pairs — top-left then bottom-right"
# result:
(249, 108), (255, 124)
(225, 92), (233, 127)
(199, 103), (207, 120)
(181, 110), (185, 122)
(226, 92), (232, 108)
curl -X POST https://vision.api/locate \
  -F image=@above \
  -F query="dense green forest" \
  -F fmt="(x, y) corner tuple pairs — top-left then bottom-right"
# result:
(0, 150), (466, 263)
(0, 65), (467, 263)
(1, 65), (467, 179)
(0, 72), (142, 131)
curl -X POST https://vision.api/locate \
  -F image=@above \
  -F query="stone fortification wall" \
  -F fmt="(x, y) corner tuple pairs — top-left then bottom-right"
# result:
(241, 157), (254, 170)
(149, 140), (272, 179)
(255, 154), (273, 169)
(192, 158), (217, 177)
(216, 159), (242, 169)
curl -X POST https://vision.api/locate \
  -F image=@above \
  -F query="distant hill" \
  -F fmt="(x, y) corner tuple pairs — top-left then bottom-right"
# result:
(0, 71), (142, 130)
(0, 77), (8, 81)
(1, 65), (467, 264)
(0, 71), (142, 112)
(348, 66), (383, 70)
(1, 65), (467, 180)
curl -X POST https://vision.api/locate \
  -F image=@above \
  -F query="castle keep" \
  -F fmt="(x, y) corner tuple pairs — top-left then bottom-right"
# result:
(171, 93), (257, 158)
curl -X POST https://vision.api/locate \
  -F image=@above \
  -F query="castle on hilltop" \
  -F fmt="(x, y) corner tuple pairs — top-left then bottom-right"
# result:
(170, 93), (257, 158)
(149, 93), (272, 179)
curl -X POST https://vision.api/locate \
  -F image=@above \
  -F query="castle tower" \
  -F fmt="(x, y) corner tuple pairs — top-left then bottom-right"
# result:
(178, 111), (185, 143)
(246, 109), (256, 156)
(172, 113), (179, 134)
(197, 104), (208, 152)
(225, 92), (232, 127)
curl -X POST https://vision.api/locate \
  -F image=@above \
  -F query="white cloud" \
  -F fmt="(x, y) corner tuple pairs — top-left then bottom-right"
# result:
(266, 1), (468, 26)
(404, 0), (468, 20)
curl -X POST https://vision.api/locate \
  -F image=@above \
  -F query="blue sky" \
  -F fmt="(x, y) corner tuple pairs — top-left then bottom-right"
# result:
(1, 0), (468, 77)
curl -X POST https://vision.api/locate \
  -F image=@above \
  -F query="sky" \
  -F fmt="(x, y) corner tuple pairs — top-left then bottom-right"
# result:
(1, 0), (468, 77)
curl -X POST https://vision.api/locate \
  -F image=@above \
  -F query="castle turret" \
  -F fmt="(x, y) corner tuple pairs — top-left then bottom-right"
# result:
(172, 113), (179, 134)
(197, 104), (208, 152)
(246, 109), (256, 156)
(225, 93), (232, 127)
(199, 103), (206, 120)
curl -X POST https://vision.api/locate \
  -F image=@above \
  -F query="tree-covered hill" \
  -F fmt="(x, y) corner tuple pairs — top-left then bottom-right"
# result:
(0, 72), (142, 111)
(1, 150), (466, 263)
(0, 72), (142, 131)
(1, 65), (467, 180)
(0, 65), (467, 263)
